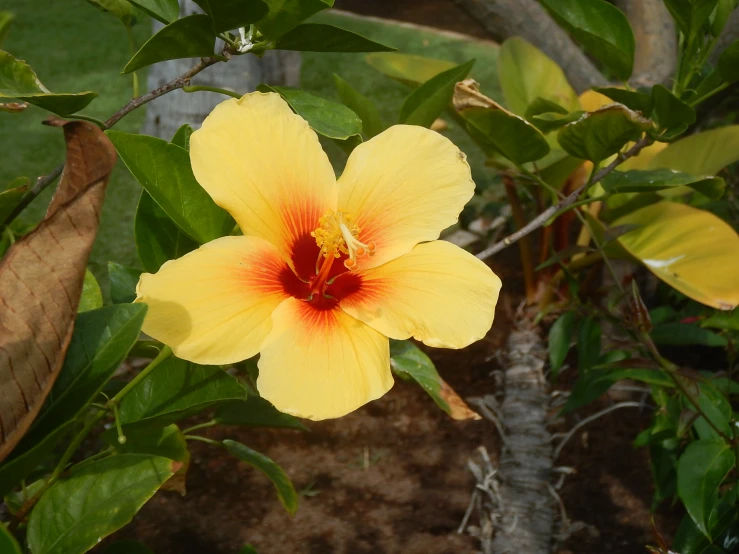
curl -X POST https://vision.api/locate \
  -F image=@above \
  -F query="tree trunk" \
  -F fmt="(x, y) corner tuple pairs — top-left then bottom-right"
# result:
(142, 0), (301, 139)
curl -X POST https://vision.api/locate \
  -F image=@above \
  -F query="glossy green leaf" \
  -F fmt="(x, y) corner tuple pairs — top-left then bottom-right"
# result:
(0, 12), (14, 47)
(524, 96), (569, 119)
(215, 396), (309, 431)
(223, 440), (298, 515)
(333, 74), (384, 138)
(193, 0), (268, 33)
(718, 40), (739, 83)
(134, 191), (199, 273)
(256, 0), (333, 40)
(365, 52), (456, 88)
(593, 87), (652, 114)
(171, 123), (193, 150)
(454, 81), (550, 164)
(647, 125), (739, 176)
(275, 23), (395, 52)
(108, 130), (233, 244)
(123, 15), (216, 73)
(119, 357), (246, 426)
(25, 305), (147, 449)
(104, 424), (189, 464)
(78, 269), (103, 313)
(539, 0), (634, 79)
(0, 525), (21, 554)
(530, 110), (584, 134)
(576, 316), (601, 372)
(548, 311), (576, 377)
(557, 104), (651, 162)
(498, 37), (579, 117)
(399, 59), (474, 128)
(27, 454), (177, 554)
(104, 540), (155, 554)
(4, 478), (45, 515)
(601, 168), (725, 199)
(129, 0), (180, 23)
(677, 439), (735, 538)
(651, 84), (695, 139)
(664, 0), (719, 42)
(0, 50), (96, 115)
(0, 180), (27, 223)
(259, 85), (362, 140)
(86, 0), (135, 25)
(673, 509), (738, 554)
(0, 422), (74, 498)
(108, 262), (143, 304)
(650, 322), (728, 347)
(614, 201), (739, 310)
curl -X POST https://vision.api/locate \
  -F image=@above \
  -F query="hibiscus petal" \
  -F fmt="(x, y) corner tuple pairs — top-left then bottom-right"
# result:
(337, 125), (474, 269)
(136, 236), (291, 365)
(190, 92), (338, 264)
(257, 298), (393, 420)
(339, 240), (501, 349)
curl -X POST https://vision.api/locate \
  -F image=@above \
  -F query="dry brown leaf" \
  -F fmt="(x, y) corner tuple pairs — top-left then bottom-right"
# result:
(453, 78), (511, 114)
(439, 379), (481, 421)
(0, 121), (116, 462)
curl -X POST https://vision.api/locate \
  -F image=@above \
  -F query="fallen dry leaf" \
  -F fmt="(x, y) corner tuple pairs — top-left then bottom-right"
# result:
(440, 379), (481, 421)
(0, 120), (116, 462)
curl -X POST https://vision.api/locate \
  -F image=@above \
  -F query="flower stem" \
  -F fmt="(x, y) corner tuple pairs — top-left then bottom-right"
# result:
(182, 85), (241, 99)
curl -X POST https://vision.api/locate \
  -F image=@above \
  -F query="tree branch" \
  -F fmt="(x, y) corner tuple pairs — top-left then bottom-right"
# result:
(615, 0), (677, 87)
(452, 0), (607, 92)
(476, 136), (654, 261)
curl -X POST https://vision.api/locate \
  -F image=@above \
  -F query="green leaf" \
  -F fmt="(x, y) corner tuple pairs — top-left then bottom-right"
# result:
(677, 439), (735, 538)
(530, 110), (584, 134)
(123, 15), (216, 74)
(399, 59), (474, 128)
(0, 178), (27, 223)
(129, 0), (180, 23)
(650, 84), (696, 139)
(0, 422), (75, 498)
(333, 74), (384, 138)
(215, 396), (309, 431)
(693, 383), (733, 440)
(651, 322), (728, 347)
(104, 424), (189, 464)
(0, 50), (96, 115)
(364, 52), (456, 88)
(119, 357), (246, 426)
(4, 478), (45, 515)
(673, 510), (737, 554)
(108, 262), (143, 304)
(108, 130), (233, 244)
(259, 85), (362, 140)
(702, 309), (739, 331)
(593, 87), (652, 114)
(601, 169), (725, 199)
(557, 104), (652, 162)
(223, 440), (298, 515)
(104, 540), (155, 554)
(524, 96), (569, 119)
(664, 0), (719, 42)
(647, 125), (739, 176)
(0, 12), (14, 48)
(78, 269), (103, 313)
(86, 0), (136, 25)
(25, 305), (147, 449)
(539, 0), (634, 80)
(256, 0), (333, 40)
(0, 525), (21, 554)
(193, 0), (268, 33)
(577, 316), (601, 372)
(498, 37), (580, 117)
(275, 23), (395, 52)
(27, 454), (177, 554)
(171, 123), (193, 150)
(718, 40), (739, 83)
(548, 311), (576, 377)
(134, 191), (199, 273)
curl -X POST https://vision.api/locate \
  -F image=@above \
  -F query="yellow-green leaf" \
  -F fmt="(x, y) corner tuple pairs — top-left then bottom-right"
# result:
(647, 125), (739, 176)
(614, 202), (739, 310)
(364, 52), (455, 88)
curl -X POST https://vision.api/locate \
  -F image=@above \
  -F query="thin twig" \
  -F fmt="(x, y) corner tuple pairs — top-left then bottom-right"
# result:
(0, 163), (64, 229)
(477, 136), (654, 261)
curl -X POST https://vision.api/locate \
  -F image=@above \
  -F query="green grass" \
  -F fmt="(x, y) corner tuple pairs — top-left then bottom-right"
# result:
(1, 5), (501, 291)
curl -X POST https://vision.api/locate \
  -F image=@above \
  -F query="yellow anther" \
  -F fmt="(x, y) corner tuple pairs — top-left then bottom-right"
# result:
(311, 210), (374, 270)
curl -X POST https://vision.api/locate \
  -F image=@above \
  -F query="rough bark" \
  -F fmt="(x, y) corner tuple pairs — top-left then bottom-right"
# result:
(616, 0), (677, 86)
(142, 0), (301, 139)
(453, 0), (607, 92)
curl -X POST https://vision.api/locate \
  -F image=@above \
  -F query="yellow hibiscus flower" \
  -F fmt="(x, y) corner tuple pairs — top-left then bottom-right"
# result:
(136, 92), (502, 420)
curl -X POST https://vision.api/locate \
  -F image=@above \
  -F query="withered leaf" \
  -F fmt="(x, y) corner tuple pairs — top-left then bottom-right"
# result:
(0, 121), (116, 462)
(439, 379), (481, 421)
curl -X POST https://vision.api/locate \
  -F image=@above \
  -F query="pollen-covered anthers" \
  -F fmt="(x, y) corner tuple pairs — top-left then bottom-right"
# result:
(311, 210), (375, 270)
